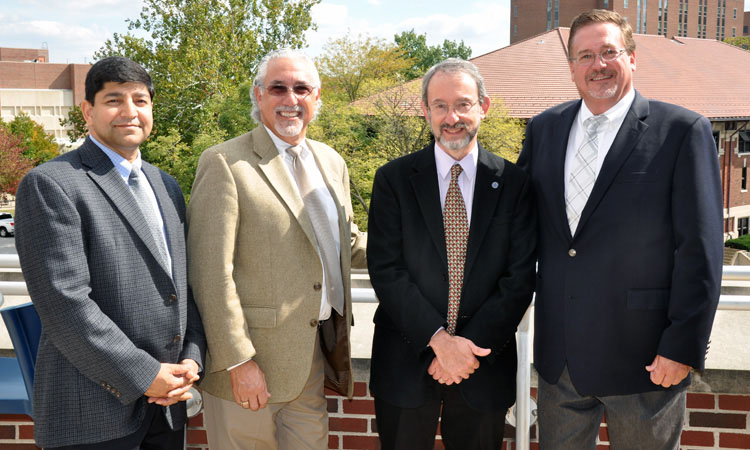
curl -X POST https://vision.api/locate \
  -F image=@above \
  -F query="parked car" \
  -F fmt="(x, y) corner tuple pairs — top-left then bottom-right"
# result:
(0, 213), (14, 237)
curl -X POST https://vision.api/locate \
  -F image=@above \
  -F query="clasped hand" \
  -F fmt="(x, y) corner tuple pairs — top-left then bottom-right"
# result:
(428, 329), (491, 385)
(145, 359), (200, 406)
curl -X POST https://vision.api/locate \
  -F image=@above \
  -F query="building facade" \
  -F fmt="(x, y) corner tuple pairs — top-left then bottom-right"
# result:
(511, 0), (745, 44)
(0, 47), (89, 144)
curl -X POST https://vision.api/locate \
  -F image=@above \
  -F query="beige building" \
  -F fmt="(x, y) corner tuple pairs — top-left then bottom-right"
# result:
(0, 47), (89, 144)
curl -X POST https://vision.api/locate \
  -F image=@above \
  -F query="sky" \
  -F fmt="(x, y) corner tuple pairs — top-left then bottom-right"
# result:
(0, 0), (513, 64)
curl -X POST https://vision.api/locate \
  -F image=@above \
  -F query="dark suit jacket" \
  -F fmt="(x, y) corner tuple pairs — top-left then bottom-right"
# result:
(517, 91), (723, 396)
(367, 143), (537, 412)
(14, 138), (206, 447)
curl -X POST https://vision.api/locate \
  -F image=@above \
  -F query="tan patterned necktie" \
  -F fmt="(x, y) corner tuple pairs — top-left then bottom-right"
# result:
(444, 164), (469, 335)
(567, 115), (607, 233)
(286, 145), (344, 315)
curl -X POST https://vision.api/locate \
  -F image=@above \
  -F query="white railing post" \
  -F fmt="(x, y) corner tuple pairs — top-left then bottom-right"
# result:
(515, 304), (533, 450)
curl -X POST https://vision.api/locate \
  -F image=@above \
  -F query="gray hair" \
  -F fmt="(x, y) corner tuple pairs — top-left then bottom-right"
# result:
(421, 58), (487, 106)
(250, 48), (323, 123)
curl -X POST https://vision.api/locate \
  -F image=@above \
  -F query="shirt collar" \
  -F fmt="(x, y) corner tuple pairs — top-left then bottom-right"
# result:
(578, 88), (635, 131)
(89, 135), (141, 180)
(264, 124), (310, 158)
(434, 141), (479, 182)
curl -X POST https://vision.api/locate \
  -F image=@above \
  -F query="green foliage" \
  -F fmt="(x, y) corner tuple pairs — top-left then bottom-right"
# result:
(316, 33), (413, 103)
(217, 81), (257, 139)
(5, 113), (59, 164)
(724, 36), (750, 50)
(59, 105), (88, 142)
(0, 127), (34, 196)
(394, 30), (472, 80)
(726, 235), (750, 251)
(95, 0), (320, 195)
(477, 99), (526, 162)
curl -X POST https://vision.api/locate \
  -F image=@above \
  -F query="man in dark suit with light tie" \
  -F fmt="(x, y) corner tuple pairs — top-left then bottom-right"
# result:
(517, 10), (723, 449)
(14, 56), (206, 449)
(367, 58), (537, 450)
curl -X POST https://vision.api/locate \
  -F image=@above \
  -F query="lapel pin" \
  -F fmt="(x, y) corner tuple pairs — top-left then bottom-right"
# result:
(491, 181), (499, 189)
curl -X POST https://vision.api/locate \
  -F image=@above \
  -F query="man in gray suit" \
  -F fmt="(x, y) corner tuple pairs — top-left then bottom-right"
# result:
(14, 56), (206, 449)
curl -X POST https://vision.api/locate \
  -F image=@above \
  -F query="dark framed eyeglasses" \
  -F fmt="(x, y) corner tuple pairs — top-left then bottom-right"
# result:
(569, 48), (627, 66)
(263, 83), (316, 98)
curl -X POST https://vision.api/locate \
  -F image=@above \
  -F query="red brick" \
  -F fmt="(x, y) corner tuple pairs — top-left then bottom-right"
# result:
(530, 443), (540, 450)
(353, 382), (368, 398)
(329, 417), (368, 433)
(434, 440), (445, 449)
(720, 395), (750, 412)
(530, 387), (537, 398)
(680, 430), (715, 446)
(0, 414), (33, 422)
(342, 399), (375, 415)
(0, 424), (16, 439)
(327, 397), (339, 413)
(690, 412), (747, 429)
(187, 447), (204, 450)
(186, 429), (208, 445)
(370, 417), (378, 433)
(325, 387), (344, 397)
(328, 434), (338, 449)
(187, 413), (203, 427)
(341, 434), (380, 450)
(596, 446), (611, 450)
(687, 393), (716, 410)
(19, 424), (34, 439)
(599, 425), (609, 442)
(0, 445), (40, 450)
(720, 432), (750, 448)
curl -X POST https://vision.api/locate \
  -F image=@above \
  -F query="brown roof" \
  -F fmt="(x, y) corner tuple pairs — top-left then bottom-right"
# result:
(356, 28), (750, 120)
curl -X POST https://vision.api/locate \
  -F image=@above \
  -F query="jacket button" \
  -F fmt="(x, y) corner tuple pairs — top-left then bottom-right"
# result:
(313, 283), (322, 291)
(168, 294), (177, 303)
(568, 249), (577, 257)
(173, 335), (182, 344)
(309, 319), (319, 327)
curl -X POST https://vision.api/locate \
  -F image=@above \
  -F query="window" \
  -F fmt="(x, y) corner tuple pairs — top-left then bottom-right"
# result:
(514, 24), (518, 36)
(514, 4), (518, 16)
(714, 131), (721, 152)
(624, 0), (629, 7)
(740, 131), (750, 154)
(733, 8), (737, 19)
(742, 166), (747, 191)
(733, 27), (736, 37)
(738, 217), (749, 236)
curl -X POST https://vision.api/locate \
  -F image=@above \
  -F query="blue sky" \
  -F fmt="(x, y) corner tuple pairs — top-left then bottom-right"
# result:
(0, 0), (512, 64)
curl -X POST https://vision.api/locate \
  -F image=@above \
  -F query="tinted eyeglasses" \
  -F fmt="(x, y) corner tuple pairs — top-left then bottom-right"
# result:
(263, 83), (316, 98)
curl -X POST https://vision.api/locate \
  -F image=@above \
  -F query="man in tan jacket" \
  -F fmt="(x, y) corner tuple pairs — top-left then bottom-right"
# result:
(187, 48), (366, 449)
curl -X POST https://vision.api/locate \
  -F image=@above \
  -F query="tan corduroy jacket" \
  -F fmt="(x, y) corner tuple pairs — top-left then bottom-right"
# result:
(187, 126), (366, 402)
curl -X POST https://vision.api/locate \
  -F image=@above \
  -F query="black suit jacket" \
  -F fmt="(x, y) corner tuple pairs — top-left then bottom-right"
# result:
(15, 138), (206, 447)
(517, 91), (723, 396)
(367, 143), (536, 412)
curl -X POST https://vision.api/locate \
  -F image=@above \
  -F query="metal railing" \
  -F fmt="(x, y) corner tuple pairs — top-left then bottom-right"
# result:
(3, 254), (750, 449)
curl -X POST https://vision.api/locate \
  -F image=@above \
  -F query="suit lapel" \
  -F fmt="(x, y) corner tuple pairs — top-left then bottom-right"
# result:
(410, 144), (448, 266)
(253, 127), (318, 248)
(464, 146), (505, 279)
(575, 92), (649, 236)
(79, 138), (172, 278)
(551, 102), (581, 242)
(141, 162), (181, 279)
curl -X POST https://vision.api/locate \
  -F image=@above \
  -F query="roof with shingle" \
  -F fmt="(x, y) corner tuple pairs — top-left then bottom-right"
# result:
(355, 27), (750, 120)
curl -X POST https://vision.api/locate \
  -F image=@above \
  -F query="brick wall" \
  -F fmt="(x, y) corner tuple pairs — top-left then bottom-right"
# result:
(3, 375), (750, 449)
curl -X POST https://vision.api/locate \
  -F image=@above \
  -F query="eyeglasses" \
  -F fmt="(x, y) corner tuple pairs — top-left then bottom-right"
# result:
(428, 100), (478, 116)
(569, 48), (627, 66)
(263, 83), (316, 98)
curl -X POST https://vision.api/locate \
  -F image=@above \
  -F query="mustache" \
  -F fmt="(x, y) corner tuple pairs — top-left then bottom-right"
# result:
(275, 105), (303, 113)
(440, 122), (467, 131)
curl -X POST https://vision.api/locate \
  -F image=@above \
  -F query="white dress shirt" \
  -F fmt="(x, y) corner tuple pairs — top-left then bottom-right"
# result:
(564, 89), (636, 202)
(434, 141), (479, 226)
(265, 125), (341, 322)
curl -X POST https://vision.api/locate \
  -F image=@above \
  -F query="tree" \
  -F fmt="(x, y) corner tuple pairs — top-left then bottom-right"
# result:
(59, 105), (88, 142)
(4, 113), (59, 164)
(477, 98), (526, 162)
(394, 30), (472, 80)
(725, 36), (750, 50)
(316, 33), (413, 102)
(94, 0), (320, 196)
(0, 127), (34, 196)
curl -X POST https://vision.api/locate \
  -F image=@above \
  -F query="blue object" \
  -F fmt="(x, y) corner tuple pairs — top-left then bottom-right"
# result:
(0, 301), (41, 417)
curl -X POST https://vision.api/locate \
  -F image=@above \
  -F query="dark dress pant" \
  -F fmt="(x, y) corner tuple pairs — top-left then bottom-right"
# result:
(48, 403), (184, 450)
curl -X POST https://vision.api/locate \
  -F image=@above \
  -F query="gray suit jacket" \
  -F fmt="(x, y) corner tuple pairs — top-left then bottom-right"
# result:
(14, 137), (206, 447)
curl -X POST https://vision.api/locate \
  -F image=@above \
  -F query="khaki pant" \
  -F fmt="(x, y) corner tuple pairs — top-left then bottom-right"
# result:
(203, 333), (328, 450)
